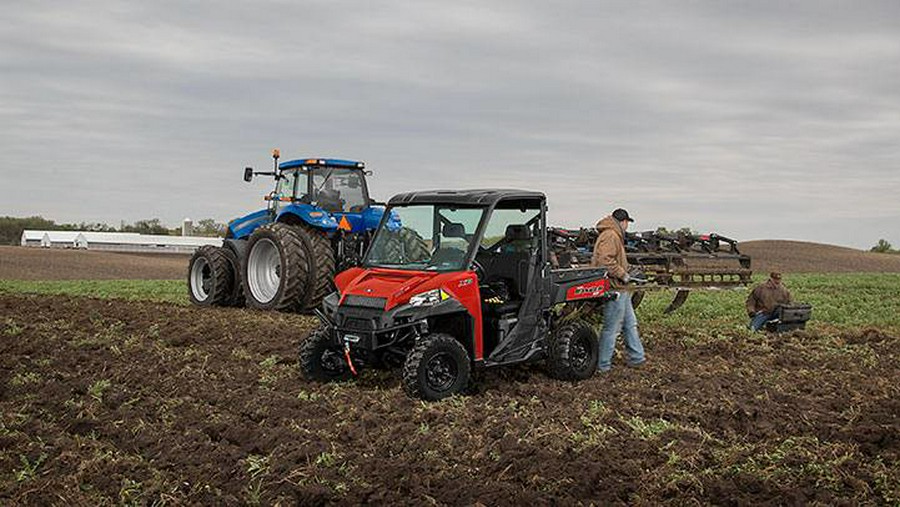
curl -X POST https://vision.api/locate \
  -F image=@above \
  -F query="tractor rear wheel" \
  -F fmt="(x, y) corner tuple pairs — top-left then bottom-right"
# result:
(220, 246), (245, 307)
(402, 334), (471, 401)
(188, 245), (234, 306)
(546, 319), (599, 381)
(299, 325), (352, 382)
(291, 225), (335, 312)
(243, 223), (309, 312)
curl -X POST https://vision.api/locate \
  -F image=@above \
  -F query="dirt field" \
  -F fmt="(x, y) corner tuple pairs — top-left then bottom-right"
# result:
(0, 246), (188, 281)
(742, 240), (900, 274)
(2, 295), (898, 505)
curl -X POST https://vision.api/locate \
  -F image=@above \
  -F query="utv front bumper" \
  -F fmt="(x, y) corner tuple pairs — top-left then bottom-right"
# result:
(318, 291), (466, 352)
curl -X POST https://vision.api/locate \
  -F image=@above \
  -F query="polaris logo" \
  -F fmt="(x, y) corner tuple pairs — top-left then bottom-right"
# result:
(343, 334), (361, 343)
(574, 286), (604, 296)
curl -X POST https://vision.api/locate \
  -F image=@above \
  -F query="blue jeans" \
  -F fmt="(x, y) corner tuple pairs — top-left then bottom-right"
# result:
(598, 292), (645, 371)
(749, 312), (772, 331)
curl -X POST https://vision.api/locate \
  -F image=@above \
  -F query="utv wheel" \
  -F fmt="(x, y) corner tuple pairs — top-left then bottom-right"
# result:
(243, 223), (310, 312)
(402, 334), (471, 401)
(546, 319), (599, 381)
(220, 246), (246, 307)
(291, 225), (335, 312)
(188, 245), (234, 306)
(299, 326), (351, 382)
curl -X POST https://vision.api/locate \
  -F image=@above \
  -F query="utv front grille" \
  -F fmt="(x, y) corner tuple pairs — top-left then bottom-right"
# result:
(343, 317), (376, 331)
(342, 295), (387, 309)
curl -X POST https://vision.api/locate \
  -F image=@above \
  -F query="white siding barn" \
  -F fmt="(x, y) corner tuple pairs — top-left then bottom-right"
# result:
(20, 230), (222, 254)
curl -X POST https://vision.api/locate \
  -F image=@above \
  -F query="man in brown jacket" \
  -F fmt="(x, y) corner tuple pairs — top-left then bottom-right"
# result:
(746, 272), (793, 331)
(591, 208), (646, 372)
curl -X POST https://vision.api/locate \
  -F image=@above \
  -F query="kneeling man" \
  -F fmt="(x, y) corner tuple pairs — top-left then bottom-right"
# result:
(746, 272), (792, 331)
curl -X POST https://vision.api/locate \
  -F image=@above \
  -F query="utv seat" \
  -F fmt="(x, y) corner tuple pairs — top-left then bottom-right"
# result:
(485, 224), (533, 299)
(480, 224), (535, 318)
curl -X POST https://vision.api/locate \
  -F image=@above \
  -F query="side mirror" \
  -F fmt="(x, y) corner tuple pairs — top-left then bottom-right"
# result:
(243, 167), (254, 182)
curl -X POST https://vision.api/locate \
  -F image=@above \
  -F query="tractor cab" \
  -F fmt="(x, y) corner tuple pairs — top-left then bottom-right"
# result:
(307, 189), (615, 400)
(233, 152), (382, 241)
(270, 158), (371, 215)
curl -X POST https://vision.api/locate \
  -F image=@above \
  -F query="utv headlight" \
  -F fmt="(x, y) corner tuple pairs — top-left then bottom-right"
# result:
(409, 289), (450, 307)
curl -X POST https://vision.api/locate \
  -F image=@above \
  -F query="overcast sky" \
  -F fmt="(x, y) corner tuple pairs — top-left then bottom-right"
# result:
(2, 1), (899, 248)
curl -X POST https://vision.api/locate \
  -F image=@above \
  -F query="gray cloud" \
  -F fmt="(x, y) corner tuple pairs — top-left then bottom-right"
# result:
(1, 0), (898, 248)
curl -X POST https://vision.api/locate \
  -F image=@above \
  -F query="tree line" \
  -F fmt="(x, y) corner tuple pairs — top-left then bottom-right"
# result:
(871, 239), (898, 254)
(0, 216), (226, 246)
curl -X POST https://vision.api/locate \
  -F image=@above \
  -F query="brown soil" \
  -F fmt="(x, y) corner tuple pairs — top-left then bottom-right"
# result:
(2, 295), (898, 505)
(0, 246), (188, 280)
(742, 240), (900, 274)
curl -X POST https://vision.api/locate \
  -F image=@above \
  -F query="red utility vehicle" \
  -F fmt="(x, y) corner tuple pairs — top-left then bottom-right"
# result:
(300, 189), (615, 400)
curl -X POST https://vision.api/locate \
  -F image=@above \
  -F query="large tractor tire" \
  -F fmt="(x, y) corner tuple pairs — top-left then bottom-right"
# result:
(299, 325), (352, 382)
(546, 319), (599, 381)
(242, 223), (310, 312)
(402, 334), (471, 401)
(292, 225), (335, 312)
(383, 227), (430, 263)
(188, 245), (236, 306)
(220, 246), (245, 307)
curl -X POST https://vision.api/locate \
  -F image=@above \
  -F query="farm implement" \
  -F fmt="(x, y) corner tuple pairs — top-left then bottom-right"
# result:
(549, 227), (752, 313)
(188, 150), (387, 312)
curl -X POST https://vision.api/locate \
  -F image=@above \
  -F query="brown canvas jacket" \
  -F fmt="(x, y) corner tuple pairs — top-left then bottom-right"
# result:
(746, 279), (792, 315)
(591, 215), (629, 285)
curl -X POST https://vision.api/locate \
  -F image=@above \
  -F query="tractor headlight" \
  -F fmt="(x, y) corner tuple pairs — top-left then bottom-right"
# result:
(409, 289), (449, 307)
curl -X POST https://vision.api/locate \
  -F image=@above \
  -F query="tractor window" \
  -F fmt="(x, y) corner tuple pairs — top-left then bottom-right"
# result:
(311, 168), (368, 213)
(276, 170), (307, 200)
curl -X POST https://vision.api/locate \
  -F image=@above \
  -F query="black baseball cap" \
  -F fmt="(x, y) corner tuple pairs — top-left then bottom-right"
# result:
(612, 208), (634, 223)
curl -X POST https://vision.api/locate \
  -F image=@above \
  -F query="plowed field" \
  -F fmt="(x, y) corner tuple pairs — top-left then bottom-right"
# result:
(0, 246), (188, 281)
(2, 295), (898, 505)
(741, 240), (900, 273)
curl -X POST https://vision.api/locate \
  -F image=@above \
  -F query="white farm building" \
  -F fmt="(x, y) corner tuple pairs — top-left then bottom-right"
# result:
(20, 230), (222, 254)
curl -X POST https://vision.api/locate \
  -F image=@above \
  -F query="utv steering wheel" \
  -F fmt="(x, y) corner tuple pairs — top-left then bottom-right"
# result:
(470, 259), (486, 282)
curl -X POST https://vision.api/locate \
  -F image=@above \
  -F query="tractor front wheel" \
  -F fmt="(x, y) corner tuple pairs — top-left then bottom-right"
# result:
(546, 319), (599, 381)
(299, 325), (352, 382)
(243, 223), (309, 312)
(402, 334), (471, 401)
(188, 245), (235, 306)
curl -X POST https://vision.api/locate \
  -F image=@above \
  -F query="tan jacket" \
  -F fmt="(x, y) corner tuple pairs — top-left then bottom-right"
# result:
(591, 215), (629, 284)
(746, 279), (792, 316)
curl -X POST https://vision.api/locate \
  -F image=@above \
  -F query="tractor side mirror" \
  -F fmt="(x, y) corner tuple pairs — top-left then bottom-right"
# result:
(243, 167), (254, 182)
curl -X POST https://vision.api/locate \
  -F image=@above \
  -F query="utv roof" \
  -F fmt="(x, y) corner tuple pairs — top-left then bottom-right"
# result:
(279, 158), (365, 170)
(389, 189), (545, 206)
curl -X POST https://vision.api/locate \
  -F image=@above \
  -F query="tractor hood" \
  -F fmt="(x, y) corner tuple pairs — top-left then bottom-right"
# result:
(335, 267), (475, 310)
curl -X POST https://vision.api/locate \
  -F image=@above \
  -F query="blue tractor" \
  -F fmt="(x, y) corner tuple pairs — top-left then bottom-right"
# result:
(188, 150), (386, 312)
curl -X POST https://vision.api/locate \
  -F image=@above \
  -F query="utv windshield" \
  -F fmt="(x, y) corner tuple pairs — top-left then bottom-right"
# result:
(365, 204), (487, 271)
